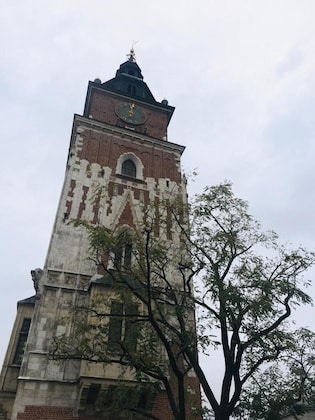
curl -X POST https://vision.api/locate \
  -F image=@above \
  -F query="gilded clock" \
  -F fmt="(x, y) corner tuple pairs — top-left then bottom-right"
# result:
(115, 102), (146, 125)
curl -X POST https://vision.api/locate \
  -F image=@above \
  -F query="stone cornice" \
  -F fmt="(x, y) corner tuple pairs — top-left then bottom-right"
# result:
(72, 114), (185, 155)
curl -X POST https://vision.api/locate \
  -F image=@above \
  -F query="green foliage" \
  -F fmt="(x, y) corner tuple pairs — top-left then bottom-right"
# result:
(55, 182), (315, 420)
(191, 183), (314, 371)
(234, 328), (315, 419)
(188, 182), (314, 418)
(98, 382), (159, 418)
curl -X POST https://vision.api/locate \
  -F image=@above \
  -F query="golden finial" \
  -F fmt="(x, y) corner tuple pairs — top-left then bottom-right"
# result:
(126, 41), (138, 62)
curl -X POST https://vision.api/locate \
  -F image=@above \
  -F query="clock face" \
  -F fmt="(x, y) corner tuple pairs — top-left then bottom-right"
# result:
(115, 102), (146, 125)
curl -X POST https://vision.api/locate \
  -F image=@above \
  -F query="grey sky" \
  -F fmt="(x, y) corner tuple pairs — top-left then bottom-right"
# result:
(1, 0), (314, 397)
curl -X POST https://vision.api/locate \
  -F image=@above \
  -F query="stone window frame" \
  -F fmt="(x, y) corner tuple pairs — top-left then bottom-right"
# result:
(116, 152), (144, 180)
(113, 230), (133, 270)
(108, 300), (139, 353)
(107, 225), (136, 271)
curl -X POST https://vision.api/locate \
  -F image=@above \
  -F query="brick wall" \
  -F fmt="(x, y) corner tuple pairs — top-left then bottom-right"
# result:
(17, 404), (172, 420)
(77, 129), (181, 183)
(151, 376), (202, 420)
(17, 406), (78, 420)
(17, 404), (171, 420)
(16, 405), (108, 420)
(88, 92), (169, 140)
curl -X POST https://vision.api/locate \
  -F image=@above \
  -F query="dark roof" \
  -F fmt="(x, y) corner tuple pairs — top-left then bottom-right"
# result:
(100, 60), (157, 104)
(90, 274), (114, 287)
(17, 295), (36, 307)
(83, 58), (175, 124)
(89, 272), (144, 290)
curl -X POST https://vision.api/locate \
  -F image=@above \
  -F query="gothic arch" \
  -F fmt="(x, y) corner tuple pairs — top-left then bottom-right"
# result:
(116, 152), (144, 180)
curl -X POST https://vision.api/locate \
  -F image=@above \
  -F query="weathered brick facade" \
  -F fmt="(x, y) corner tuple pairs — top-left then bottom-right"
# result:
(0, 56), (201, 419)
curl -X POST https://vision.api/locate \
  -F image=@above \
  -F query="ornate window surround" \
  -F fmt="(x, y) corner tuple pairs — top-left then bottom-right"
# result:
(116, 152), (144, 180)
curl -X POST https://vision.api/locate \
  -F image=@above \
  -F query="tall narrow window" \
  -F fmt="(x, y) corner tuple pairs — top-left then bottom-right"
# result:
(108, 302), (123, 351)
(124, 243), (132, 268)
(114, 243), (123, 268)
(108, 302), (138, 352)
(86, 384), (101, 404)
(114, 231), (133, 270)
(122, 159), (136, 178)
(13, 318), (31, 365)
(124, 304), (138, 352)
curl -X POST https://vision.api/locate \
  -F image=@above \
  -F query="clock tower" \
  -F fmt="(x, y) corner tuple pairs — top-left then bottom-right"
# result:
(0, 51), (201, 419)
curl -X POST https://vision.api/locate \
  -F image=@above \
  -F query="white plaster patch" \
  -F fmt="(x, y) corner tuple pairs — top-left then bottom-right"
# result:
(56, 325), (66, 336)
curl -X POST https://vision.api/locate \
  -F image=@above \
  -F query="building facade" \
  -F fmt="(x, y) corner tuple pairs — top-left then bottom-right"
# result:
(282, 412), (315, 420)
(0, 52), (201, 420)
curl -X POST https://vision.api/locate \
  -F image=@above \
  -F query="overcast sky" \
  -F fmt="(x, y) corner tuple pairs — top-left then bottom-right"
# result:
(1, 0), (314, 396)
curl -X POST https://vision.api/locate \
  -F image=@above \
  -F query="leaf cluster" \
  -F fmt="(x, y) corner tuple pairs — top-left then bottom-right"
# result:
(56, 182), (315, 420)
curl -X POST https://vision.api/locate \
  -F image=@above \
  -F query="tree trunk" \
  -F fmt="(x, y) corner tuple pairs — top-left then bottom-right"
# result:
(214, 409), (230, 420)
(177, 375), (186, 420)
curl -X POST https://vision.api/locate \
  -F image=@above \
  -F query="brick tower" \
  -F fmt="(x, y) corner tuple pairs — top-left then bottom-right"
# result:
(0, 51), (201, 419)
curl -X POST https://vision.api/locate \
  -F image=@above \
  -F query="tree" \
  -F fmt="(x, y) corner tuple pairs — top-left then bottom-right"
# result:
(52, 182), (315, 420)
(234, 327), (315, 419)
(187, 183), (315, 419)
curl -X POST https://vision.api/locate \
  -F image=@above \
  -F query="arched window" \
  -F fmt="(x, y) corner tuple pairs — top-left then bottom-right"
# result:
(121, 159), (136, 178)
(116, 153), (144, 181)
